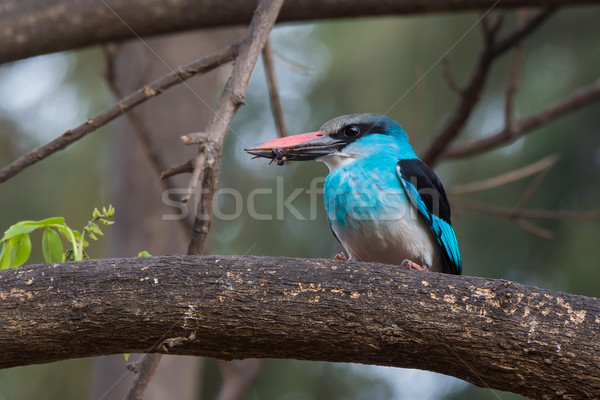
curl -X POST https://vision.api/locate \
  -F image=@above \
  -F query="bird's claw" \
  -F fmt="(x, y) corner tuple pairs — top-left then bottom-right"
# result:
(401, 259), (430, 272)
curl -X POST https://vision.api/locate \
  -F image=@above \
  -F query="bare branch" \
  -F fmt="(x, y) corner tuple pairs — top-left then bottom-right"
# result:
(441, 58), (462, 95)
(182, 153), (207, 204)
(513, 162), (551, 211)
(125, 354), (163, 400)
(0, 40), (240, 184)
(186, 0), (285, 255)
(160, 159), (195, 180)
(421, 8), (555, 167)
(504, 17), (524, 127)
(491, 7), (556, 57)
(263, 38), (289, 137)
(1, 255), (599, 399)
(515, 219), (553, 239)
(448, 153), (560, 195)
(446, 77), (600, 158)
(181, 132), (211, 145)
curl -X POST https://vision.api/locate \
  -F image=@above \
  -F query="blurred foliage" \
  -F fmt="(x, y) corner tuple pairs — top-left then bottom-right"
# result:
(0, 5), (598, 400)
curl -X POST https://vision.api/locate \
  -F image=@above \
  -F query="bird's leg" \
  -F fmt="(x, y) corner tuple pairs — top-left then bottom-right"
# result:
(334, 250), (349, 261)
(401, 259), (430, 272)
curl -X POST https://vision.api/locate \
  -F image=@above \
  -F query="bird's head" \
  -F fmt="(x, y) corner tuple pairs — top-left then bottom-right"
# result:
(245, 113), (416, 170)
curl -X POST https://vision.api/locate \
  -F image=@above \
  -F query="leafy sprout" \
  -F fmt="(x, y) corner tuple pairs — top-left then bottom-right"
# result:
(0, 205), (115, 268)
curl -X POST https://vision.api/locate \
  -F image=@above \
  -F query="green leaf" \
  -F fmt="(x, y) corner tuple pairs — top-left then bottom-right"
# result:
(123, 353), (130, 361)
(42, 228), (64, 263)
(137, 251), (152, 257)
(0, 242), (9, 269)
(9, 234), (32, 268)
(1, 217), (65, 241)
(88, 232), (98, 241)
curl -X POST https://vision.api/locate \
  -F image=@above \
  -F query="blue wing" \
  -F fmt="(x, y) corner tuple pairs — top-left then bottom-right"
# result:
(396, 159), (462, 275)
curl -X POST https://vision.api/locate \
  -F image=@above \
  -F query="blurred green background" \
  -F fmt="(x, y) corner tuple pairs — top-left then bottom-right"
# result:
(0, 6), (598, 400)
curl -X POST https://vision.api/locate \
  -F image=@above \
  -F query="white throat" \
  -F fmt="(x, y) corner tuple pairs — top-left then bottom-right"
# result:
(317, 153), (358, 172)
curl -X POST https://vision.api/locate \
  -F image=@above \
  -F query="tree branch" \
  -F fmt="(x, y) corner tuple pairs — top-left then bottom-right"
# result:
(262, 38), (289, 137)
(448, 153), (559, 195)
(185, 0), (285, 255)
(445, 77), (600, 158)
(1, 255), (599, 399)
(0, 42), (239, 184)
(420, 8), (555, 167)
(1, 0), (595, 65)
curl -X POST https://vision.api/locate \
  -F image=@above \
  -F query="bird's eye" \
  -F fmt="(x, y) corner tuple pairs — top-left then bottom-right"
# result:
(344, 125), (360, 138)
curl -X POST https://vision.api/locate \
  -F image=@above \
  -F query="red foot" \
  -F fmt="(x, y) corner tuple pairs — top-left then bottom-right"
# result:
(335, 253), (347, 261)
(401, 259), (430, 272)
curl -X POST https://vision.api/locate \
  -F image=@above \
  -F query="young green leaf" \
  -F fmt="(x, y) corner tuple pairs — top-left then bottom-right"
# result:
(9, 234), (32, 268)
(1, 217), (65, 241)
(123, 353), (130, 361)
(42, 228), (64, 263)
(137, 251), (152, 257)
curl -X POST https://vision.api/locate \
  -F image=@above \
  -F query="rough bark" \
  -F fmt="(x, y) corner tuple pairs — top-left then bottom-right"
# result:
(1, 0), (598, 64)
(0, 255), (598, 400)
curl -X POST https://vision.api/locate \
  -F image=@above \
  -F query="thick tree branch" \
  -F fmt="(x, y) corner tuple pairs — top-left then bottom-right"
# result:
(0, 255), (599, 399)
(0, 0), (595, 65)
(0, 42), (239, 184)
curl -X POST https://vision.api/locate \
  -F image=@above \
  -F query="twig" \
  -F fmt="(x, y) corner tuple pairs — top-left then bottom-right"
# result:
(125, 354), (162, 400)
(0, 40), (241, 184)
(181, 153), (206, 204)
(262, 38), (289, 137)
(160, 159), (195, 180)
(446, 77), (600, 158)
(504, 21), (524, 128)
(448, 153), (559, 195)
(441, 58), (462, 95)
(272, 51), (312, 74)
(515, 219), (553, 239)
(491, 7), (556, 58)
(181, 132), (211, 145)
(421, 7), (556, 167)
(513, 162), (551, 211)
(216, 359), (267, 400)
(186, 0), (285, 255)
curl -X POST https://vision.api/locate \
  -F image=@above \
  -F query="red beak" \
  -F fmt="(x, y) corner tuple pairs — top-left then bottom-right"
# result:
(245, 132), (345, 164)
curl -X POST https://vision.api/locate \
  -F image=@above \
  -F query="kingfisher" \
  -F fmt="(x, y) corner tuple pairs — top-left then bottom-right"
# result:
(245, 113), (461, 274)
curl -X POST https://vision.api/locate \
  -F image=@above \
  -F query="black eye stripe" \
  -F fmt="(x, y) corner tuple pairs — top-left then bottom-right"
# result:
(333, 122), (388, 140)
